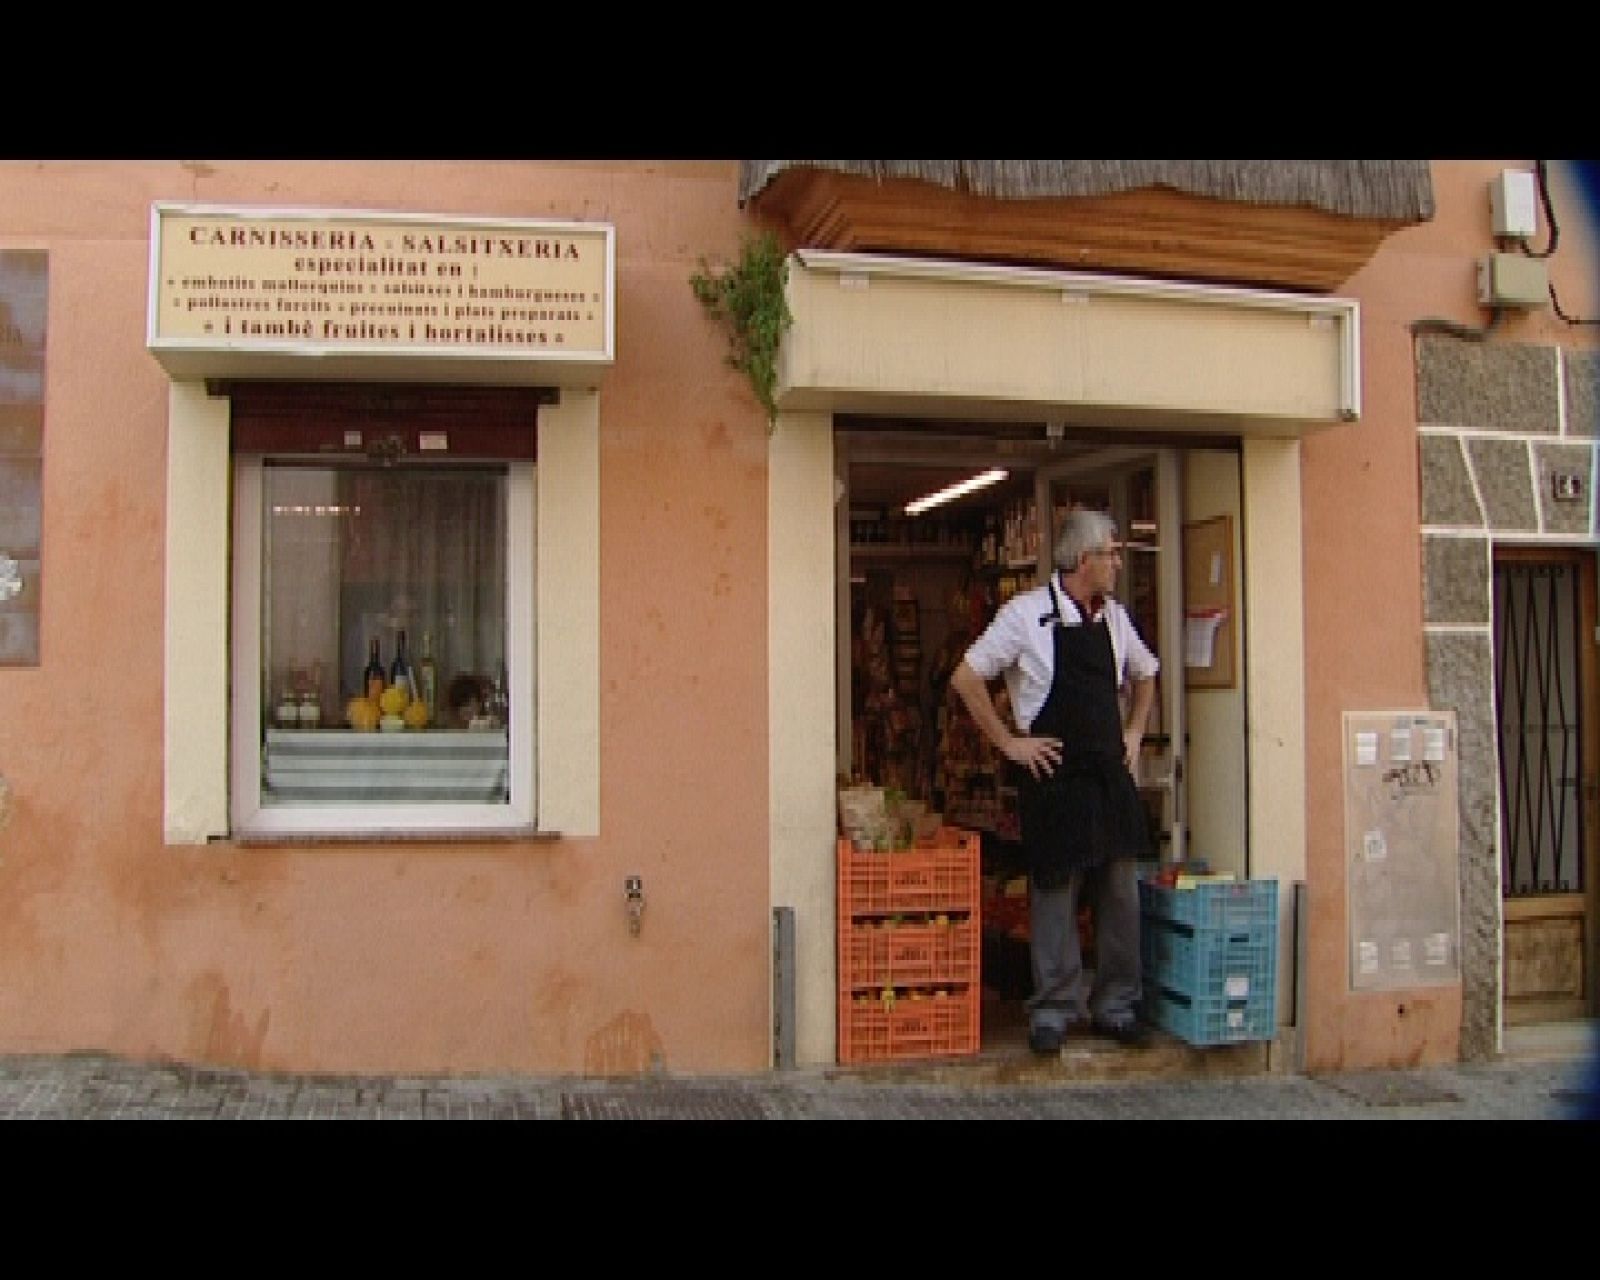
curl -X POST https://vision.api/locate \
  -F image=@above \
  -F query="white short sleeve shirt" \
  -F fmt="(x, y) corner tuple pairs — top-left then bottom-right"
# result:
(962, 576), (1159, 733)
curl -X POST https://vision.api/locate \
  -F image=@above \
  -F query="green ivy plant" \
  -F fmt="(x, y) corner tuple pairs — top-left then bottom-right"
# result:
(690, 231), (793, 427)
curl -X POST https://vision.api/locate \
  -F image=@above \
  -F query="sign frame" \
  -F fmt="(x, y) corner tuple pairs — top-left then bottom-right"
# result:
(147, 202), (615, 386)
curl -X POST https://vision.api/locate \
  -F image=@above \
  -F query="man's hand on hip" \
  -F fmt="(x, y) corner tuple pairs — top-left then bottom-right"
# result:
(1005, 734), (1063, 779)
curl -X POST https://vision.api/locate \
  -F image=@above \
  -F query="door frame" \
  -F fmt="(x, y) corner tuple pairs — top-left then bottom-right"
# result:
(1494, 543), (1600, 1024)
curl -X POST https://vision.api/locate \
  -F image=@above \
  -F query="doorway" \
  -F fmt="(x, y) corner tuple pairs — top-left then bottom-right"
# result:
(1494, 547), (1600, 1024)
(835, 419), (1246, 1048)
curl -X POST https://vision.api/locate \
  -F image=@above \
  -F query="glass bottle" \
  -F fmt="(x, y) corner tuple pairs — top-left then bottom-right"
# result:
(363, 638), (385, 702)
(389, 629), (412, 698)
(417, 632), (438, 721)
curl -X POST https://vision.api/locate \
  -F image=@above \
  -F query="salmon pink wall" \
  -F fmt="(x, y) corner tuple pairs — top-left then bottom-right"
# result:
(1300, 160), (1600, 1071)
(0, 160), (772, 1075)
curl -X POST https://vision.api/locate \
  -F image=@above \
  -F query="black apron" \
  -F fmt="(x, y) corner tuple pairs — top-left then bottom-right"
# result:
(1018, 582), (1152, 892)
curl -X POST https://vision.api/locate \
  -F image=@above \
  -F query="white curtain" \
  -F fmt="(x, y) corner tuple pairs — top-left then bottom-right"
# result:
(337, 467), (506, 702)
(262, 464), (506, 714)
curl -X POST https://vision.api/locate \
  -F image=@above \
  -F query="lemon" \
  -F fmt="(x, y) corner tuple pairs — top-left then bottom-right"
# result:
(378, 685), (410, 717)
(403, 699), (430, 730)
(345, 696), (380, 732)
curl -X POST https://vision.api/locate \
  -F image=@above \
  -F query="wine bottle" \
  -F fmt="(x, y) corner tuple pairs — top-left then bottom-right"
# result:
(363, 638), (385, 702)
(417, 632), (439, 719)
(390, 629), (412, 698)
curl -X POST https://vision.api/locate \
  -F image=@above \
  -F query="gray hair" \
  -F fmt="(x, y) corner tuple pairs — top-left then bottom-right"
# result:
(1053, 508), (1118, 572)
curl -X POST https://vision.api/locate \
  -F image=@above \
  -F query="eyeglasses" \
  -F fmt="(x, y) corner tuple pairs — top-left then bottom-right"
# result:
(1086, 545), (1122, 559)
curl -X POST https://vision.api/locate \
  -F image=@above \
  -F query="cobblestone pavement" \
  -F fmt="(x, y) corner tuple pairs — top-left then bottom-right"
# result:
(1, 1050), (1595, 1119)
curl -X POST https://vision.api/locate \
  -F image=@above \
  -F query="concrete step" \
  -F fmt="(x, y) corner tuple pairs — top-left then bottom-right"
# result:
(1502, 1018), (1597, 1063)
(826, 992), (1274, 1087)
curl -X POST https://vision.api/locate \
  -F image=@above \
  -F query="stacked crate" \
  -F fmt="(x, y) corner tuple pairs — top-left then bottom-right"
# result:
(837, 827), (982, 1064)
(1139, 878), (1278, 1046)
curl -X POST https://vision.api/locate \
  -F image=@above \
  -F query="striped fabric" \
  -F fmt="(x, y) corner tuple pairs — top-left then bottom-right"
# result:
(263, 729), (509, 805)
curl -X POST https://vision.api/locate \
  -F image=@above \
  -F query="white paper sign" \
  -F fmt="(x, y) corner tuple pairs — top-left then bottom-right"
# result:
(1390, 728), (1413, 762)
(1185, 611), (1225, 667)
(1355, 732), (1378, 766)
(1363, 830), (1388, 862)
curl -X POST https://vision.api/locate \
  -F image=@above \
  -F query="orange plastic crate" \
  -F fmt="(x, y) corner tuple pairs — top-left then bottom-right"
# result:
(837, 828), (981, 920)
(840, 917), (980, 991)
(838, 987), (980, 1064)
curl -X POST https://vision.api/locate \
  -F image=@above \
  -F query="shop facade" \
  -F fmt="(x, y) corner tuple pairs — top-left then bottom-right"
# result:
(0, 160), (1595, 1077)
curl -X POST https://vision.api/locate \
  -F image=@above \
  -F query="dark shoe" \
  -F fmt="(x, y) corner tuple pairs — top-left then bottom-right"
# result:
(1093, 1016), (1149, 1047)
(1028, 1024), (1064, 1056)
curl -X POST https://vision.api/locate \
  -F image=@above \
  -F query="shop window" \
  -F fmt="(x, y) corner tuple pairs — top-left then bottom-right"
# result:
(227, 383), (541, 837)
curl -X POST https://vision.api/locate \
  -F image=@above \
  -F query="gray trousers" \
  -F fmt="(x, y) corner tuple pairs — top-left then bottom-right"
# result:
(1025, 857), (1142, 1030)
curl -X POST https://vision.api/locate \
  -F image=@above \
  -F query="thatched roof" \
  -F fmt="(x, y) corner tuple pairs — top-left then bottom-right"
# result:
(740, 160), (1435, 222)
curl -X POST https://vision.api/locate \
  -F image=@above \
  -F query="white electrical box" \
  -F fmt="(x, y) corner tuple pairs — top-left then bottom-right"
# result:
(1478, 253), (1549, 308)
(1491, 169), (1539, 239)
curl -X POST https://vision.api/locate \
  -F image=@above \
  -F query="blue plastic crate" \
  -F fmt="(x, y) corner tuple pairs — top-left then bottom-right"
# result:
(1144, 984), (1276, 1045)
(1140, 878), (1278, 933)
(1142, 918), (1276, 1006)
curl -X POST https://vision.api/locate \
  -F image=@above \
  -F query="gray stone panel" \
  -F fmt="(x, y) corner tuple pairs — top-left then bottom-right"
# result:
(0, 457), (40, 550)
(1534, 440), (1596, 536)
(1420, 434), (1482, 526)
(1423, 535), (1489, 625)
(1565, 349), (1600, 438)
(1424, 630), (1499, 1061)
(0, 610), (38, 665)
(1465, 437), (1536, 531)
(1416, 334), (1559, 433)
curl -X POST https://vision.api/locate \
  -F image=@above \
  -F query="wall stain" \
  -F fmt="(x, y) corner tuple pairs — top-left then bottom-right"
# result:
(584, 1009), (665, 1076)
(189, 972), (270, 1070)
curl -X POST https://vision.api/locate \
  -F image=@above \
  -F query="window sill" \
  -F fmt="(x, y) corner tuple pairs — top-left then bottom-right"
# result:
(230, 826), (562, 847)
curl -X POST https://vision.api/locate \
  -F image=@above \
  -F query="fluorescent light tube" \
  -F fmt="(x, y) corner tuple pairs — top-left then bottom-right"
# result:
(904, 468), (1008, 515)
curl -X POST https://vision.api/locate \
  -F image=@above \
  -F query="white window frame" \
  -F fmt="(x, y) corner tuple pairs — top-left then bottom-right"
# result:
(229, 455), (538, 837)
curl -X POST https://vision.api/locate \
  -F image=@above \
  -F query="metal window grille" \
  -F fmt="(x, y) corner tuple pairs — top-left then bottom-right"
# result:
(1494, 561), (1586, 896)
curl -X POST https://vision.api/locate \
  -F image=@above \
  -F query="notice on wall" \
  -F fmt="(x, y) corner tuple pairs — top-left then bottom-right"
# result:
(0, 250), (46, 666)
(1344, 711), (1461, 991)
(148, 204), (614, 375)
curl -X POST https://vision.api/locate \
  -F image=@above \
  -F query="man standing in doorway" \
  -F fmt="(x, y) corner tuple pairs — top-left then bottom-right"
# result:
(950, 508), (1158, 1054)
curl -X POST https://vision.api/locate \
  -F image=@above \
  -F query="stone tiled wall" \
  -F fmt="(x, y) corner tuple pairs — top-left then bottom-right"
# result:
(0, 251), (45, 666)
(1416, 333), (1599, 1060)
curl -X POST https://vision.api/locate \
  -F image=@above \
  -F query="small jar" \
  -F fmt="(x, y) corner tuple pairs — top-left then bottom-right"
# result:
(274, 691), (299, 728)
(297, 694), (321, 728)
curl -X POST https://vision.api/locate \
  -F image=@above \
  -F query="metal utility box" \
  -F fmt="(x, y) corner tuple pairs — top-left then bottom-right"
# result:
(1478, 253), (1549, 308)
(1343, 711), (1461, 992)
